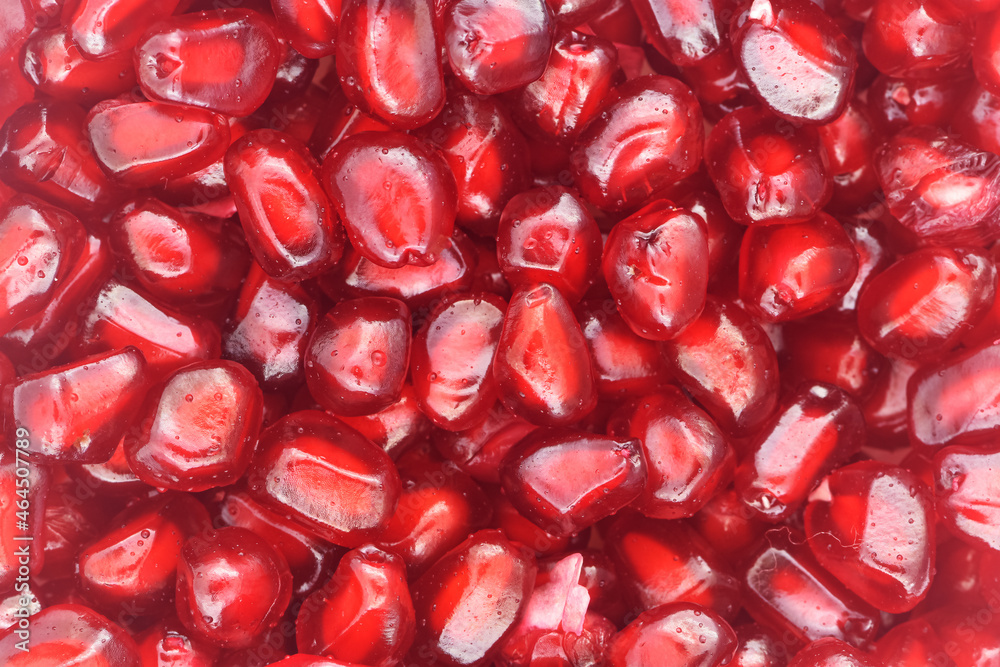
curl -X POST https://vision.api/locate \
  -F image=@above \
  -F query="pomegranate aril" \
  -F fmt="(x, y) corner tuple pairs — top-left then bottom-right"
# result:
(0, 604), (141, 666)
(498, 185), (603, 305)
(246, 410), (401, 547)
(738, 212), (859, 323)
(571, 75), (704, 213)
(662, 297), (780, 436)
(0, 449), (48, 592)
(123, 360), (263, 492)
(215, 489), (338, 597)
(934, 443), (1000, 551)
(780, 315), (886, 400)
(857, 246), (996, 360)
(64, 0), (180, 60)
(305, 297), (411, 417)
(706, 106), (832, 225)
(375, 455), (493, 576)
(296, 545), (415, 666)
(605, 513), (742, 619)
(335, 382), (431, 460)
(444, 0), (555, 95)
(411, 292), (505, 431)
(691, 488), (770, 566)
(86, 98), (230, 190)
(225, 129), (344, 282)
(336, 0), (445, 129)
(630, 0), (726, 68)
(873, 617), (955, 667)
(817, 100), (880, 214)
(109, 197), (250, 308)
(606, 602), (738, 667)
(805, 461), (935, 613)
(0, 194), (86, 336)
(499, 427), (646, 536)
(742, 528), (881, 648)
(624, 388), (735, 520)
(175, 527), (292, 649)
(493, 283), (597, 426)
(419, 89), (531, 237)
(731, 0), (857, 125)
(322, 130), (456, 269)
(862, 0), (972, 78)
(3, 346), (151, 464)
(272, 0), (341, 58)
(602, 200), (709, 340)
(509, 29), (620, 143)
(0, 0), (34, 62)
(410, 529), (536, 667)
(735, 382), (866, 522)
(787, 638), (879, 667)
(0, 101), (119, 217)
(21, 29), (137, 106)
(135, 616), (221, 667)
(867, 73), (970, 135)
(75, 279), (222, 381)
(77, 493), (211, 616)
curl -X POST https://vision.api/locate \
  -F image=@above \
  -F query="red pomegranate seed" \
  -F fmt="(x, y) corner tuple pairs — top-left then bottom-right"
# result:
(21, 29), (138, 106)
(606, 602), (738, 667)
(787, 638), (879, 667)
(0, 604), (141, 665)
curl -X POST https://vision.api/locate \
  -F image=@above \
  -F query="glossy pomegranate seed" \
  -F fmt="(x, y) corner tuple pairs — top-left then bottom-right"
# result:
(175, 527), (292, 649)
(731, 0), (857, 124)
(691, 488), (770, 566)
(135, 10), (281, 117)
(86, 97), (230, 189)
(0, 449), (48, 591)
(336, 0), (445, 129)
(411, 292), (505, 431)
(576, 300), (672, 398)
(606, 513), (741, 619)
(272, 0), (340, 57)
(331, 230), (477, 308)
(934, 443), (1000, 551)
(805, 461), (935, 613)
(109, 197), (250, 308)
(305, 297), (411, 416)
(662, 297), (780, 436)
(602, 200), (709, 340)
(0, 101), (119, 217)
(874, 126), (1000, 246)
(0, 194), (86, 336)
(444, 0), (555, 95)
(954, 82), (1000, 156)
(247, 410), (401, 547)
(866, 73), (970, 135)
(631, 0), (726, 68)
(336, 383), (431, 460)
(500, 428), (646, 536)
(817, 100), (880, 214)
(787, 638), (879, 667)
(225, 129), (344, 282)
(64, 0), (180, 59)
(123, 360), (263, 492)
(410, 529), (536, 667)
(222, 262), (318, 393)
(3, 346), (150, 464)
(780, 315), (885, 400)
(735, 382), (865, 522)
(375, 455), (493, 576)
(75, 280), (221, 381)
(135, 616), (221, 667)
(493, 283), (597, 426)
(434, 402), (537, 484)
(742, 528), (880, 648)
(571, 75), (704, 213)
(862, 0), (972, 77)
(509, 30), (619, 144)
(626, 388), (734, 520)
(215, 489), (337, 597)
(21, 29), (137, 106)
(739, 213), (859, 322)
(419, 89), (531, 237)
(857, 246), (996, 360)
(873, 618), (955, 667)
(0, 0), (34, 61)
(0, 604), (141, 666)
(498, 186), (603, 304)
(77, 493), (211, 616)
(606, 602), (738, 667)
(323, 131), (456, 268)
(706, 106), (832, 225)
(69, 438), (148, 498)
(296, 545), (415, 666)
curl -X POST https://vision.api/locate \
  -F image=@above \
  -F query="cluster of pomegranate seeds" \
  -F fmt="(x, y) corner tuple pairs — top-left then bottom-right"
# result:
(4, 0), (1000, 665)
